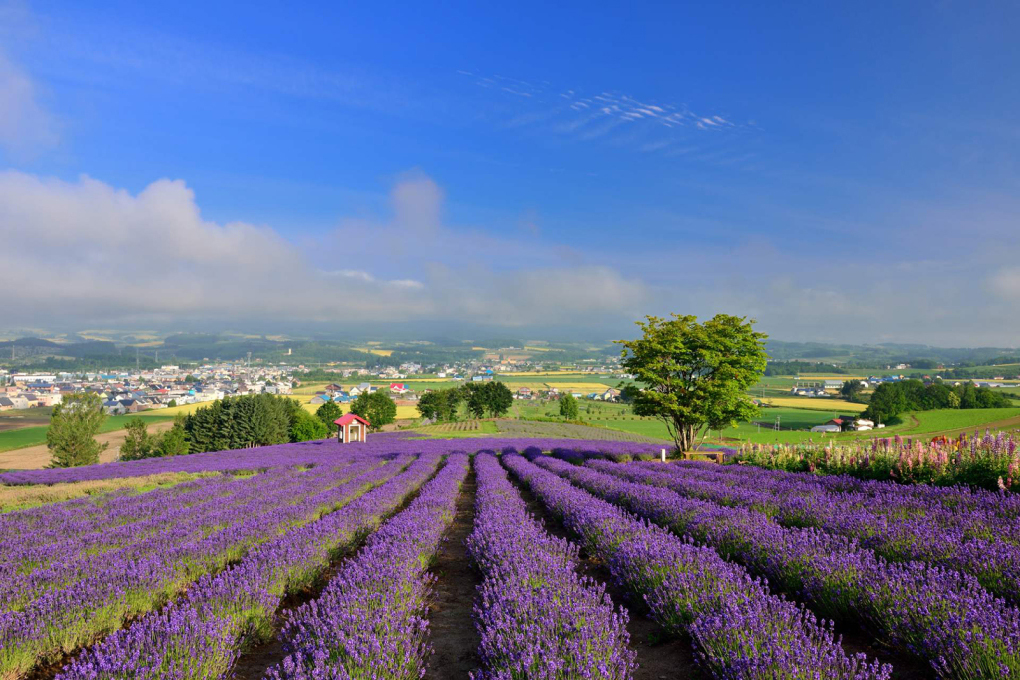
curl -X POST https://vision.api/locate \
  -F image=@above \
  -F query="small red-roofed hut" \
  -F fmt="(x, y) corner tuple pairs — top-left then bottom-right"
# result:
(334, 413), (370, 443)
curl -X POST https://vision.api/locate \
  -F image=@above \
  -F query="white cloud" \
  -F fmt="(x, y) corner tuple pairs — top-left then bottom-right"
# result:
(989, 267), (1020, 300)
(0, 49), (57, 157)
(0, 170), (647, 329)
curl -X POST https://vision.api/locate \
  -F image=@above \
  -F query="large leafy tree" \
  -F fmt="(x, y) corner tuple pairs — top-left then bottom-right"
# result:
(315, 401), (343, 434)
(485, 382), (514, 418)
(460, 382), (513, 419)
(351, 391), (397, 430)
(48, 392), (108, 467)
(417, 388), (463, 422)
(618, 314), (768, 452)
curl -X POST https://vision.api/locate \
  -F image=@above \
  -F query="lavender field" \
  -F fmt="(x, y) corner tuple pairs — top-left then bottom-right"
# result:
(1, 435), (1017, 679)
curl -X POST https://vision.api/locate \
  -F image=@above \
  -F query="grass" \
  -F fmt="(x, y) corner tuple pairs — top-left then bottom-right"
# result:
(0, 414), (175, 453)
(716, 406), (1020, 445)
(0, 471), (216, 512)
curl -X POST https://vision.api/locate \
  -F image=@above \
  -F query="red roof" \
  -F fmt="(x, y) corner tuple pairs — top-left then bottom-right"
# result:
(334, 413), (370, 427)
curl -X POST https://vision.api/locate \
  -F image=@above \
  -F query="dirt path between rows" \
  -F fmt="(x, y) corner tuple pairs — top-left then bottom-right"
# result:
(423, 468), (481, 679)
(0, 421), (174, 470)
(504, 458), (702, 680)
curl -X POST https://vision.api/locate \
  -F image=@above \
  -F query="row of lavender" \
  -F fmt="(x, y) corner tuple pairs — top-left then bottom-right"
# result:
(502, 453), (892, 679)
(614, 458), (1020, 604)
(1, 455), (403, 679)
(0, 436), (661, 486)
(468, 452), (635, 679)
(2, 459), (373, 608)
(665, 456), (1020, 520)
(539, 454), (1020, 679)
(266, 453), (469, 678)
(54, 452), (446, 680)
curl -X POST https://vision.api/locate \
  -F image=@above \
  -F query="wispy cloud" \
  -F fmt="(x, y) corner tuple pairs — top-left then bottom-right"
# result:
(0, 48), (58, 158)
(454, 68), (749, 159)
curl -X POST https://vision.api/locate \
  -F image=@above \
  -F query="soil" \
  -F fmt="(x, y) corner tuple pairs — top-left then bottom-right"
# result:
(506, 462), (703, 680)
(423, 469), (482, 679)
(836, 623), (933, 680)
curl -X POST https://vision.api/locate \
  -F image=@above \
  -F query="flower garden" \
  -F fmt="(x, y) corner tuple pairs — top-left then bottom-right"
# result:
(1, 433), (1018, 679)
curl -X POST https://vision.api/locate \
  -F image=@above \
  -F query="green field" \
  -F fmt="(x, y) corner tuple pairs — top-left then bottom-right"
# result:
(0, 414), (175, 453)
(715, 406), (1020, 445)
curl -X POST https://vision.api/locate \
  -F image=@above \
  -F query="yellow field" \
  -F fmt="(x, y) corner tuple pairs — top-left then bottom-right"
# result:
(545, 382), (612, 392)
(300, 402), (419, 419)
(762, 398), (867, 412)
(292, 383), (330, 396)
(136, 402), (206, 417)
(353, 347), (394, 356)
(500, 371), (593, 377)
(794, 375), (870, 380)
(523, 345), (560, 352)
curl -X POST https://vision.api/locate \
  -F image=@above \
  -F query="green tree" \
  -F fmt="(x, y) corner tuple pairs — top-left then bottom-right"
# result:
(351, 390), (397, 430)
(315, 400), (343, 434)
(418, 388), (464, 421)
(417, 391), (442, 421)
(863, 383), (909, 424)
(618, 384), (641, 404)
(617, 314), (768, 452)
(47, 392), (108, 467)
(462, 384), (488, 419)
(840, 379), (865, 402)
(559, 393), (579, 420)
(291, 409), (329, 441)
(119, 417), (155, 461)
(168, 399), (178, 408)
(484, 382), (514, 418)
(155, 415), (190, 456)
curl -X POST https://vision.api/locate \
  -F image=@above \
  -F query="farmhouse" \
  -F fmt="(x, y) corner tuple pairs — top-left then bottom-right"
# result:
(334, 413), (370, 443)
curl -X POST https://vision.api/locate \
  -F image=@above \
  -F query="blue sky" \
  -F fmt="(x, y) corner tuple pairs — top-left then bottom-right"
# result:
(2, 0), (1019, 344)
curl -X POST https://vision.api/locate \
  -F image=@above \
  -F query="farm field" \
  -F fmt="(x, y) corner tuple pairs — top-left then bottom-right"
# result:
(0, 407), (55, 432)
(759, 397), (867, 412)
(3, 437), (1017, 679)
(0, 413), (174, 453)
(0, 420), (176, 470)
